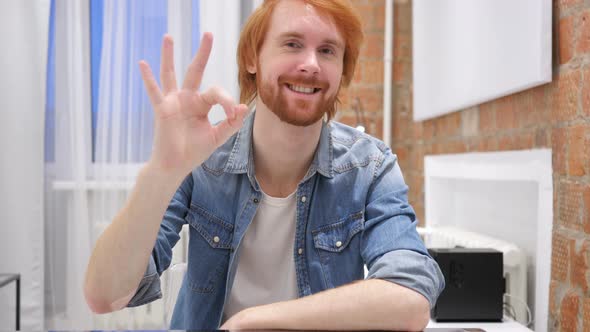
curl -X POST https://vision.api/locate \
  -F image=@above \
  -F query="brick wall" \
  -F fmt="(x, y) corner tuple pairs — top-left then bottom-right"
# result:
(337, 0), (386, 137)
(342, 0), (590, 330)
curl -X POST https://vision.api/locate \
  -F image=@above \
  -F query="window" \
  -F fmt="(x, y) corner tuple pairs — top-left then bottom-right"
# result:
(44, 0), (55, 163)
(45, 0), (201, 164)
(90, 0), (168, 163)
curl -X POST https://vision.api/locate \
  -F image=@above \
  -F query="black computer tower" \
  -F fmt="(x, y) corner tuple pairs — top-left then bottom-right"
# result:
(429, 248), (505, 322)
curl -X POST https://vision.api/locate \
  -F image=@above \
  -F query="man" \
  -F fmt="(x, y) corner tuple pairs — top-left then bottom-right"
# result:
(84, 0), (445, 330)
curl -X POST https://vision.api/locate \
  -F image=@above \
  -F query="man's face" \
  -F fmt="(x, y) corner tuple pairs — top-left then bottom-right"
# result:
(251, 0), (345, 127)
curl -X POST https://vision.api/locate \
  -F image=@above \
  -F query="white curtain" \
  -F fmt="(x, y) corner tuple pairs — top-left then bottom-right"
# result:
(92, 0), (164, 226)
(42, 0), (255, 329)
(44, 0), (168, 329)
(199, 0), (242, 123)
(0, 1), (49, 330)
(91, 1), (168, 326)
(44, 0), (94, 329)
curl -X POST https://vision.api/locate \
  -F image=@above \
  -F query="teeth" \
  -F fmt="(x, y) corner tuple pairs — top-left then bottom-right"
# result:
(289, 84), (316, 94)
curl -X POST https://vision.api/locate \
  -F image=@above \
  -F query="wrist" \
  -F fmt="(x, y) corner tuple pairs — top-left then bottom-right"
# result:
(140, 161), (189, 188)
(247, 303), (289, 329)
(142, 159), (190, 180)
(221, 305), (275, 330)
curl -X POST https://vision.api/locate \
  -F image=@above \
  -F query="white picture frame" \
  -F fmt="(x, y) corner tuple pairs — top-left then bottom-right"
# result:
(412, 0), (552, 121)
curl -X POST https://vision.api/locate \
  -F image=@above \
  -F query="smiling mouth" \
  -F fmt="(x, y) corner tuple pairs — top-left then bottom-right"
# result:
(286, 83), (321, 95)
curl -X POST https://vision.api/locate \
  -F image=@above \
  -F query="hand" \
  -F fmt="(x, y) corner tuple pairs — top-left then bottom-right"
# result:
(138, 32), (249, 177)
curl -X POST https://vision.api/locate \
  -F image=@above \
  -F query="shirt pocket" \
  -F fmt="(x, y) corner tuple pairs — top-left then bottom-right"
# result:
(312, 211), (364, 287)
(184, 203), (233, 293)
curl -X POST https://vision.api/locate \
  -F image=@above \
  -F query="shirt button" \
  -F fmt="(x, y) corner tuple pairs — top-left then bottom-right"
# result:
(301, 196), (307, 203)
(335, 241), (342, 248)
(253, 198), (260, 204)
(298, 248), (303, 255)
(213, 236), (220, 243)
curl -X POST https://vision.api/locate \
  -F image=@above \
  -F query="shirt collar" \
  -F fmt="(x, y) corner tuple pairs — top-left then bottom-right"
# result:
(223, 110), (334, 184)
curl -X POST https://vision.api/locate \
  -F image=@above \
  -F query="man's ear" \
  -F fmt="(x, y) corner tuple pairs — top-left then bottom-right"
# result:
(246, 59), (257, 74)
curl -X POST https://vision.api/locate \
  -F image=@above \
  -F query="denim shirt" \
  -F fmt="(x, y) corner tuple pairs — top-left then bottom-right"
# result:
(127, 111), (445, 329)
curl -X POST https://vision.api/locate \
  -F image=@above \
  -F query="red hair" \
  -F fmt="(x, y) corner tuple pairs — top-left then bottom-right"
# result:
(237, 0), (364, 120)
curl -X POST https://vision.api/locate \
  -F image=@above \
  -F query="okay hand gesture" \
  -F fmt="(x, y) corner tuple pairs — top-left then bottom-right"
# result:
(139, 32), (249, 176)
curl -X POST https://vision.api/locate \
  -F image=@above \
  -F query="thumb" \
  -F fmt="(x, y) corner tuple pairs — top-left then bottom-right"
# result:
(211, 104), (249, 146)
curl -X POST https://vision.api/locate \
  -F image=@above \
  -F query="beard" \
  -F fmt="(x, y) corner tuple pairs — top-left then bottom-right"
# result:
(257, 70), (337, 127)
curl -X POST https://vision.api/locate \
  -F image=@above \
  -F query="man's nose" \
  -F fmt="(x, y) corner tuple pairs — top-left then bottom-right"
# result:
(297, 50), (320, 75)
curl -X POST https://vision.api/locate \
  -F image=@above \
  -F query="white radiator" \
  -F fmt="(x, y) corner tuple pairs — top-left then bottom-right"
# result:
(418, 226), (529, 325)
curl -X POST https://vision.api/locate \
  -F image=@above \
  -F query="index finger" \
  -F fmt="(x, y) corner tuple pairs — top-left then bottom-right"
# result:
(182, 32), (213, 91)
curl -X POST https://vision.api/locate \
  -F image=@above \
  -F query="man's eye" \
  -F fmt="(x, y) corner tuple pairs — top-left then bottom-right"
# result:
(320, 48), (335, 55)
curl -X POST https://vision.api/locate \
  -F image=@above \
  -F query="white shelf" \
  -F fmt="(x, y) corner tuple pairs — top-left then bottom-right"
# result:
(428, 318), (533, 332)
(52, 180), (135, 191)
(424, 149), (553, 332)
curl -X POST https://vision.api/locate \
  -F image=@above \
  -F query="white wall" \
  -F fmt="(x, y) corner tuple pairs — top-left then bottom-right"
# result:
(0, 0), (49, 330)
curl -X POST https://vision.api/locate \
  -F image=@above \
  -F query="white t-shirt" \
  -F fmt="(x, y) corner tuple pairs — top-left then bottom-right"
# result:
(222, 189), (299, 321)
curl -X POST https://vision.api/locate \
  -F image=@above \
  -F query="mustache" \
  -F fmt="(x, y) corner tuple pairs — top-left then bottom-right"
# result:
(277, 74), (330, 90)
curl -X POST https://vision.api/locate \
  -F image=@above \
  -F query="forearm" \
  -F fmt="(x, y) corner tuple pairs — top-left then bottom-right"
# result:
(225, 279), (430, 331)
(84, 163), (185, 313)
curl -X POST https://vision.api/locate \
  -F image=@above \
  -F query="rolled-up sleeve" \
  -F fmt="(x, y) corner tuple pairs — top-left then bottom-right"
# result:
(127, 255), (162, 307)
(126, 173), (193, 307)
(361, 148), (445, 308)
(366, 250), (444, 308)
